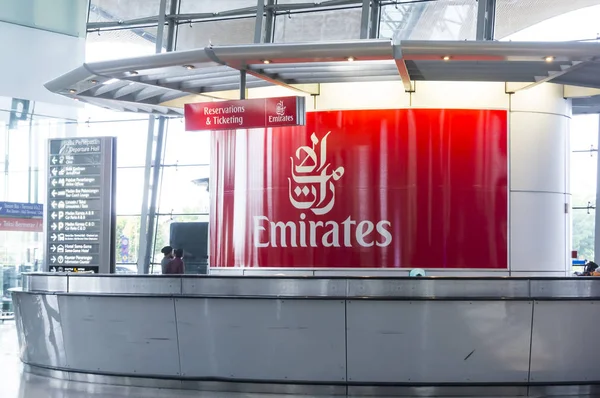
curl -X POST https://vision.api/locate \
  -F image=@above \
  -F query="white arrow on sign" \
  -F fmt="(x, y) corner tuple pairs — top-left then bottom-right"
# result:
(51, 157), (57, 165)
(51, 190), (57, 197)
(51, 201), (57, 209)
(51, 223), (57, 231)
(51, 212), (57, 219)
(51, 234), (57, 241)
(50, 245), (56, 252)
(50, 256), (56, 263)
(51, 179), (57, 187)
(51, 168), (58, 176)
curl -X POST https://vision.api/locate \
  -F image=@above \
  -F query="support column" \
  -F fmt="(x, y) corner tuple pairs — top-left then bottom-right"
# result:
(254, 0), (265, 43)
(476, 0), (496, 40)
(137, 0), (174, 274)
(594, 115), (600, 263)
(263, 0), (275, 43)
(360, 0), (370, 39)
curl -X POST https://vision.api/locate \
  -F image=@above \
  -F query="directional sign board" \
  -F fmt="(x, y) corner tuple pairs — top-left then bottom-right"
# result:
(46, 138), (116, 273)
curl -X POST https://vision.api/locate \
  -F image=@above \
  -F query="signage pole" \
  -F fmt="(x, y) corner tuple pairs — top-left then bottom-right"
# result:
(240, 70), (247, 100)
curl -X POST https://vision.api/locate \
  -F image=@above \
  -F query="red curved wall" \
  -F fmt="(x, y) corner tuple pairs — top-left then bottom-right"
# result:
(210, 109), (508, 269)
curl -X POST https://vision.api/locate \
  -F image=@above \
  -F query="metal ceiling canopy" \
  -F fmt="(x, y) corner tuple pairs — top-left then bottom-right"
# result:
(45, 39), (600, 115)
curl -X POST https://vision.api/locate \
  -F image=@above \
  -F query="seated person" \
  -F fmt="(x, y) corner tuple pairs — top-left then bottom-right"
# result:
(165, 248), (185, 275)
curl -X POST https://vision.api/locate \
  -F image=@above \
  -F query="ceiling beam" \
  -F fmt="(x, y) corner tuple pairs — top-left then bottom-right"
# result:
(511, 61), (586, 92)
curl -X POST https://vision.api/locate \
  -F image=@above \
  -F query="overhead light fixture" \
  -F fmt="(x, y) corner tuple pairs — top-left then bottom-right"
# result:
(183, 65), (195, 70)
(262, 59), (271, 64)
(442, 55), (451, 61)
(129, 70), (139, 75)
(544, 56), (555, 63)
(90, 79), (98, 84)
(68, 89), (77, 94)
(103, 78), (119, 85)
(346, 56), (355, 62)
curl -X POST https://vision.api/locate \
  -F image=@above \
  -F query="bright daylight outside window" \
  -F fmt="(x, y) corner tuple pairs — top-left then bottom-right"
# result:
(501, 3), (600, 266)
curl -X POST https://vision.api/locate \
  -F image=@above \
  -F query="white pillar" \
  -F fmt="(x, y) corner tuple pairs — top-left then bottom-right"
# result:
(508, 83), (571, 276)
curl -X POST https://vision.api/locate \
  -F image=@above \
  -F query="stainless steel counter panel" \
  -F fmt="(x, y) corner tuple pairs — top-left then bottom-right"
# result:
(22, 274), (68, 292)
(58, 295), (181, 376)
(175, 298), (346, 381)
(529, 300), (600, 383)
(181, 276), (346, 297)
(12, 293), (67, 368)
(346, 300), (533, 383)
(346, 278), (530, 298)
(67, 275), (182, 295)
(530, 279), (600, 298)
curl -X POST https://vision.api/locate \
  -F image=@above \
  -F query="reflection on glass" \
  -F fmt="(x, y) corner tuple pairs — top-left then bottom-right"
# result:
(179, 0), (256, 14)
(176, 18), (256, 50)
(496, 1), (600, 41)
(379, 0), (476, 41)
(89, 0), (166, 23)
(274, 8), (362, 42)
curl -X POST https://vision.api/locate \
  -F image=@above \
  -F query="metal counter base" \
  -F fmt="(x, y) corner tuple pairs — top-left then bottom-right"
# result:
(12, 274), (600, 397)
(26, 364), (600, 397)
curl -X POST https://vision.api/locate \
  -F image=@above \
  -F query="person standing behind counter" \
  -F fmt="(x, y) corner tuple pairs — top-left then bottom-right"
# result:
(165, 249), (185, 275)
(160, 246), (174, 274)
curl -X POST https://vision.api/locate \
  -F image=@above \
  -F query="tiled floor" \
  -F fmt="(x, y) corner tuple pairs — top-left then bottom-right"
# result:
(0, 320), (326, 398)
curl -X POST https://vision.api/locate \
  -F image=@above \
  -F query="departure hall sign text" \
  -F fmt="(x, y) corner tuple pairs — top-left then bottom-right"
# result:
(184, 96), (306, 131)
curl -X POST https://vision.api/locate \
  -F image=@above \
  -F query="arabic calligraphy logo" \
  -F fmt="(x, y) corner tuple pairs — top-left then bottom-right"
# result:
(275, 100), (286, 116)
(288, 132), (344, 215)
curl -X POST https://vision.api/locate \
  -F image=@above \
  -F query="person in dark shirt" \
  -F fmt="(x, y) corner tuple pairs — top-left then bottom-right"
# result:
(165, 249), (185, 274)
(160, 246), (174, 274)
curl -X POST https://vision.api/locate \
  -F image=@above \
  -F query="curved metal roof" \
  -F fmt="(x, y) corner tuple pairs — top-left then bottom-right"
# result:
(46, 39), (600, 115)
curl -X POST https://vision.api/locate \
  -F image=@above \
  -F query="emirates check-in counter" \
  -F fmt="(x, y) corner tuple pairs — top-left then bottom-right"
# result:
(11, 40), (600, 396)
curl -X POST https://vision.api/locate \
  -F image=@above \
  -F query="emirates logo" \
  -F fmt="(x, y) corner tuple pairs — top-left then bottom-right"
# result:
(275, 100), (286, 116)
(288, 132), (344, 215)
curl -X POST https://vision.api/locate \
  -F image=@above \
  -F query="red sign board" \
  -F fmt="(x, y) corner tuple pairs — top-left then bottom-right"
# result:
(0, 217), (43, 232)
(210, 109), (508, 269)
(185, 96), (306, 131)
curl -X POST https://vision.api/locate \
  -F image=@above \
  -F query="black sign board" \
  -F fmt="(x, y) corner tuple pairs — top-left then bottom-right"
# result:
(46, 138), (116, 273)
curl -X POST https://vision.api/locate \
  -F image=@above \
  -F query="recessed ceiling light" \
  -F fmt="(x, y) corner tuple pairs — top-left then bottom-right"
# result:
(129, 70), (139, 75)
(103, 78), (119, 85)
(544, 56), (555, 63)
(68, 89), (76, 94)
(346, 56), (355, 62)
(90, 79), (98, 84)
(183, 65), (195, 70)
(262, 59), (271, 64)
(442, 55), (451, 61)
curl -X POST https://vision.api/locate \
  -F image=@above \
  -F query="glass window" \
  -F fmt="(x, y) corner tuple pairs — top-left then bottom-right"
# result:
(0, 0), (87, 37)
(150, 214), (209, 273)
(571, 115), (599, 263)
(89, 0), (168, 23)
(572, 115), (599, 152)
(77, 119), (150, 168)
(274, 8), (362, 42)
(115, 216), (141, 266)
(86, 27), (165, 62)
(163, 118), (211, 166)
(175, 18), (257, 50)
(496, 0), (600, 41)
(379, 0), (477, 41)
(115, 167), (147, 215)
(179, 0), (257, 13)
(157, 165), (210, 215)
(573, 209), (594, 262)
